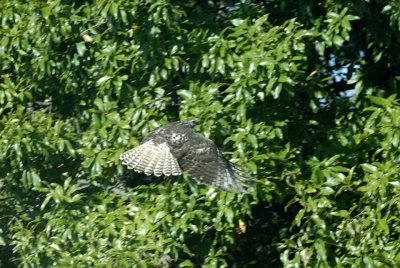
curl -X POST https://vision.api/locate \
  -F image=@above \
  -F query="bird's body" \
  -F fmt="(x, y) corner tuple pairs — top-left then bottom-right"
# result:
(120, 120), (249, 193)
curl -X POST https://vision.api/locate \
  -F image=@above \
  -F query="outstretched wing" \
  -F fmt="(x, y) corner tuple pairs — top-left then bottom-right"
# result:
(178, 135), (248, 193)
(120, 121), (250, 193)
(120, 140), (182, 177)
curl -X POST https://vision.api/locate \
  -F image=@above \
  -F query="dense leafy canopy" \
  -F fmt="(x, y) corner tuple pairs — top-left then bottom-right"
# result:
(1, 0), (400, 267)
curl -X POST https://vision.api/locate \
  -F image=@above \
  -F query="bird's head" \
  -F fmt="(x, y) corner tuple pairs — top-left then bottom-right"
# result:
(181, 120), (197, 128)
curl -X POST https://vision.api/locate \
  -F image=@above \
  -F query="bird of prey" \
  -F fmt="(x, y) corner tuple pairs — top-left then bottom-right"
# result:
(120, 120), (250, 193)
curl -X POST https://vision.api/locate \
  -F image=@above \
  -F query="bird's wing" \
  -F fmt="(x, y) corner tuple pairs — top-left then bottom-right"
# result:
(178, 135), (249, 193)
(120, 140), (182, 176)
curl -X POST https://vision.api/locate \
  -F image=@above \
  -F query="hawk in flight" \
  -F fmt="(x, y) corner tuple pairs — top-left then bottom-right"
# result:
(120, 120), (249, 193)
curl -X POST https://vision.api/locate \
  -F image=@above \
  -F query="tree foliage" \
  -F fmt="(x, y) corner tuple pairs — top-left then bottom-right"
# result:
(1, 0), (400, 267)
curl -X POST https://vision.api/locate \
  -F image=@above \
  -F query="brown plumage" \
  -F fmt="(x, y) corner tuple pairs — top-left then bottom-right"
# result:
(120, 120), (249, 193)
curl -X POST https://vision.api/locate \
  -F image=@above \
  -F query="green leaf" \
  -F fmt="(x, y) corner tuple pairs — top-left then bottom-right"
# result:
(96, 76), (112, 85)
(294, 209), (305, 227)
(179, 260), (194, 267)
(314, 239), (327, 262)
(76, 42), (87, 57)
(361, 163), (377, 173)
